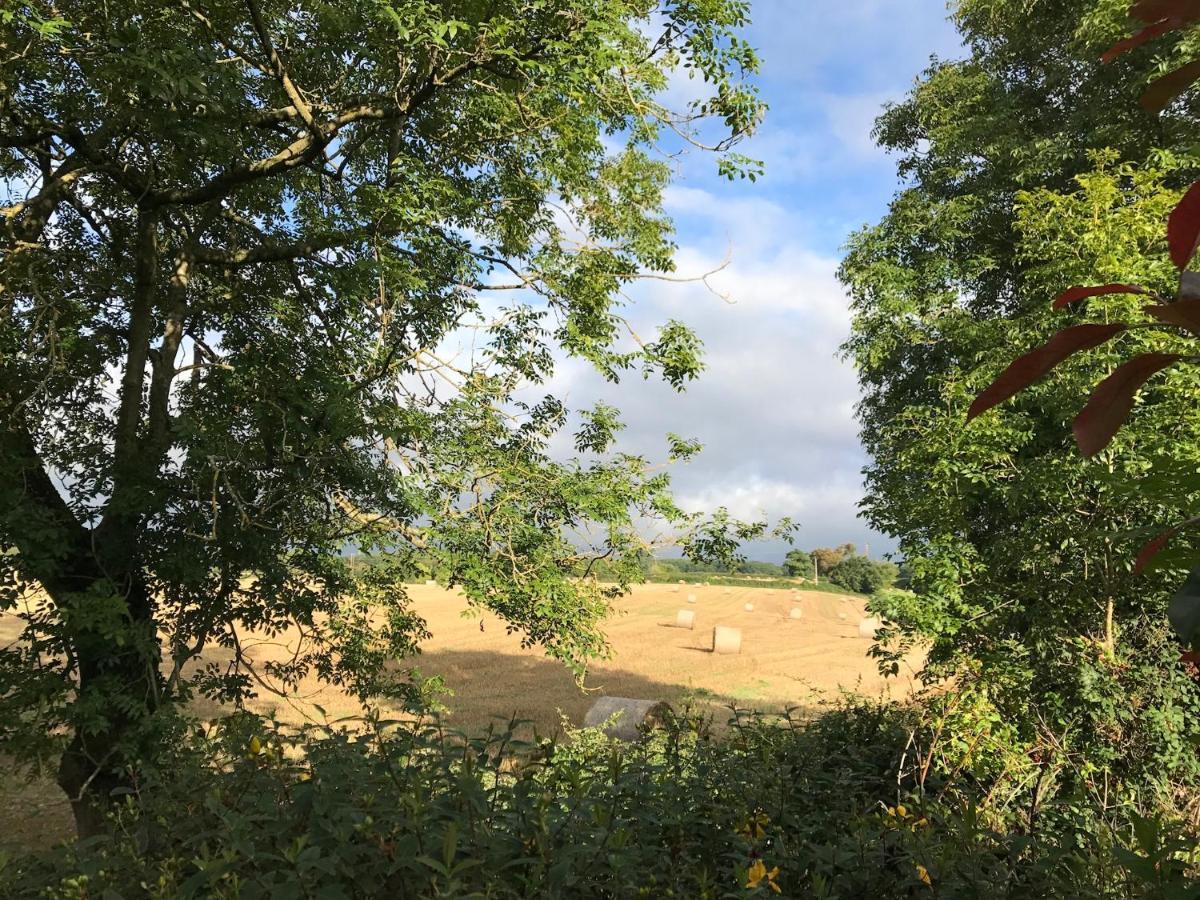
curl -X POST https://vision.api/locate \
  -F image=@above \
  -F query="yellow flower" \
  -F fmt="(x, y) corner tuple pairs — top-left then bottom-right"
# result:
(745, 860), (781, 893)
(916, 864), (932, 887)
(896, 804), (908, 818)
(737, 811), (771, 840)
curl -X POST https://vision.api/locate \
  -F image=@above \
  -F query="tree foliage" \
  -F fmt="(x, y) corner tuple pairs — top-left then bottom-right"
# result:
(827, 555), (895, 595)
(0, 0), (764, 832)
(841, 0), (1200, 791)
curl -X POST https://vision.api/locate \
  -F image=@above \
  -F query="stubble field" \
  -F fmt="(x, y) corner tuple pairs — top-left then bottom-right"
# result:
(1, 581), (920, 851)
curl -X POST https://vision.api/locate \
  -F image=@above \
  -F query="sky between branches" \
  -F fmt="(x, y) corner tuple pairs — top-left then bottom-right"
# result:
(548, 1), (963, 561)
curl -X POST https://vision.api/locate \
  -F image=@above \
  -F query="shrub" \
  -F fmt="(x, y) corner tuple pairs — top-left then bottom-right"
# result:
(829, 556), (897, 594)
(5, 698), (1198, 899)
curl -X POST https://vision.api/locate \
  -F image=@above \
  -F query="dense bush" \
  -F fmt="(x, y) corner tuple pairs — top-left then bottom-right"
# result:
(5, 696), (1198, 899)
(828, 556), (897, 595)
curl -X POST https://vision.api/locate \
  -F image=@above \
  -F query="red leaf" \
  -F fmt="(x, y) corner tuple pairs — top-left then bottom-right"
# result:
(1130, 0), (1200, 24)
(1168, 181), (1200, 269)
(1073, 353), (1182, 456)
(1145, 297), (1200, 333)
(1141, 58), (1200, 112)
(1053, 283), (1149, 308)
(967, 324), (1127, 421)
(1135, 526), (1180, 572)
(1102, 19), (1177, 62)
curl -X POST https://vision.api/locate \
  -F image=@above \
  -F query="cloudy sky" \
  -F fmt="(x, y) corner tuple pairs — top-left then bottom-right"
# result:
(542, 2), (965, 562)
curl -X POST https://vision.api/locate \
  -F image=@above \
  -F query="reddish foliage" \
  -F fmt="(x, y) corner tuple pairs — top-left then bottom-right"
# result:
(1135, 526), (1180, 572)
(1102, 19), (1179, 62)
(1073, 353), (1182, 456)
(967, 324), (1127, 421)
(1052, 283), (1150, 308)
(1168, 181), (1200, 268)
(1141, 58), (1200, 111)
(1145, 297), (1200, 333)
(1130, 0), (1200, 24)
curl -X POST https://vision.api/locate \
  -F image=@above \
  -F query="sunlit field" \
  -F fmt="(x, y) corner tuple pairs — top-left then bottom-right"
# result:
(0, 581), (918, 853)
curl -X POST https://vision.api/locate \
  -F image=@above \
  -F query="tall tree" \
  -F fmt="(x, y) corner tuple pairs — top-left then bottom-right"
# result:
(0, 0), (764, 833)
(841, 0), (1200, 792)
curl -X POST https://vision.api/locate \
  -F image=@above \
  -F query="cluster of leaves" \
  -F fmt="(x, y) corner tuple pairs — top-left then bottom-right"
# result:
(826, 555), (898, 596)
(6, 695), (1199, 899)
(964, 0), (1200, 655)
(842, 0), (1200, 794)
(0, 0), (772, 824)
(781, 544), (858, 579)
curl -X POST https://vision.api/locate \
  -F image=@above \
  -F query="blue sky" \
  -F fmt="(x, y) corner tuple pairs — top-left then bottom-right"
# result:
(548, 2), (965, 561)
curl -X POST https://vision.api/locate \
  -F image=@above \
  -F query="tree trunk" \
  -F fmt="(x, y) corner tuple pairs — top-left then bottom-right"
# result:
(51, 570), (163, 838)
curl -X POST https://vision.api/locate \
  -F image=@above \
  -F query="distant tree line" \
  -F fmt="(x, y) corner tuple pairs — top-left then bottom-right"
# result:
(782, 545), (901, 595)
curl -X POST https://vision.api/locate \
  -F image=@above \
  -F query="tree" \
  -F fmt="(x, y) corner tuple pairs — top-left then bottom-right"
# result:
(0, 0), (764, 834)
(781, 549), (809, 577)
(809, 544), (855, 578)
(827, 555), (894, 595)
(841, 0), (1200, 792)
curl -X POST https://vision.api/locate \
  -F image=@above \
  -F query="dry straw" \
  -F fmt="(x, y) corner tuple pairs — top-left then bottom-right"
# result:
(743, 602), (754, 612)
(583, 697), (671, 741)
(858, 617), (883, 639)
(687, 593), (697, 604)
(712, 625), (742, 654)
(676, 609), (696, 629)
(789, 607), (802, 620)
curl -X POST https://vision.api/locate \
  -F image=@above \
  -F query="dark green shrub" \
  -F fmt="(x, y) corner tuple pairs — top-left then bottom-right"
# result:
(829, 556), (897, 595)
(5, 697), (1198, 899)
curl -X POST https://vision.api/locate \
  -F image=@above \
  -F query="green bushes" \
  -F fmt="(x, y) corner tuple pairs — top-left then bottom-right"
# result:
(6, 696), (1198, 899)
(828, 556), (898, 595)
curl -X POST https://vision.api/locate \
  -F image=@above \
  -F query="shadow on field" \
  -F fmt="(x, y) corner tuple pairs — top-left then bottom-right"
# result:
(410, 647), (824, 740)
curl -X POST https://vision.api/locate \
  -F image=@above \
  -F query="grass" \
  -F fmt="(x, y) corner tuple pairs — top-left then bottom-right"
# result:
(640, 571), (868, 596)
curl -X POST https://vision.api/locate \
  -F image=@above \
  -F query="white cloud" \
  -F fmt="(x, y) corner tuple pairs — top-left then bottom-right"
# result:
(539, 184), (887, 559)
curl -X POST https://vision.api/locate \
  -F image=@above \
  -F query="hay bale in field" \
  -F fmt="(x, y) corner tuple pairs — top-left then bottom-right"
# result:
(676, 609), (695, 629)
(583, 697), (671, 741)
(838, 612), (848, 621)
(686, 593), (697, 604)
(743, 602), (754, 612)
(678, 579), (685, 584)
(424, 579), (437, 587)
(789, 607), (802, 620)
(858, 617), (883, 639)
(671, 586), (681, 593)
(712, 625), (742, 654)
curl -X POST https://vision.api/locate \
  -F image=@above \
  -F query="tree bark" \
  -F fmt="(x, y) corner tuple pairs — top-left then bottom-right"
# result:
(51, 569), (162, 838)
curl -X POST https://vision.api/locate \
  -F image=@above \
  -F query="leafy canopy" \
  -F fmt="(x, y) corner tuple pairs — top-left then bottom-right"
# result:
(841, 0), (1200, 790)
(0, 0), (769, 822)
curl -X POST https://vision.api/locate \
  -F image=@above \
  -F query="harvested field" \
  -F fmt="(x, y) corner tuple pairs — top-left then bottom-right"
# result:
(410, 582), (920, 735)
(0, 582), (921, 851)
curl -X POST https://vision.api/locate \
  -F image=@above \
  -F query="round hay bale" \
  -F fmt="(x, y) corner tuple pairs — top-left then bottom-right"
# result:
(789, 607), (802, 620)
(858, 617), (883, 639)
(712, 625), (742, 654)
(743, 602), (754, 612)
(678, 579), (685, 584)
(583, 697), (671, 741)
(838, 612), (848, 621)
(676, 609), (696, 629)
(424, 579), (437, 587)
(686, 593), (697, 604)
(671, 586), (681, 593)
